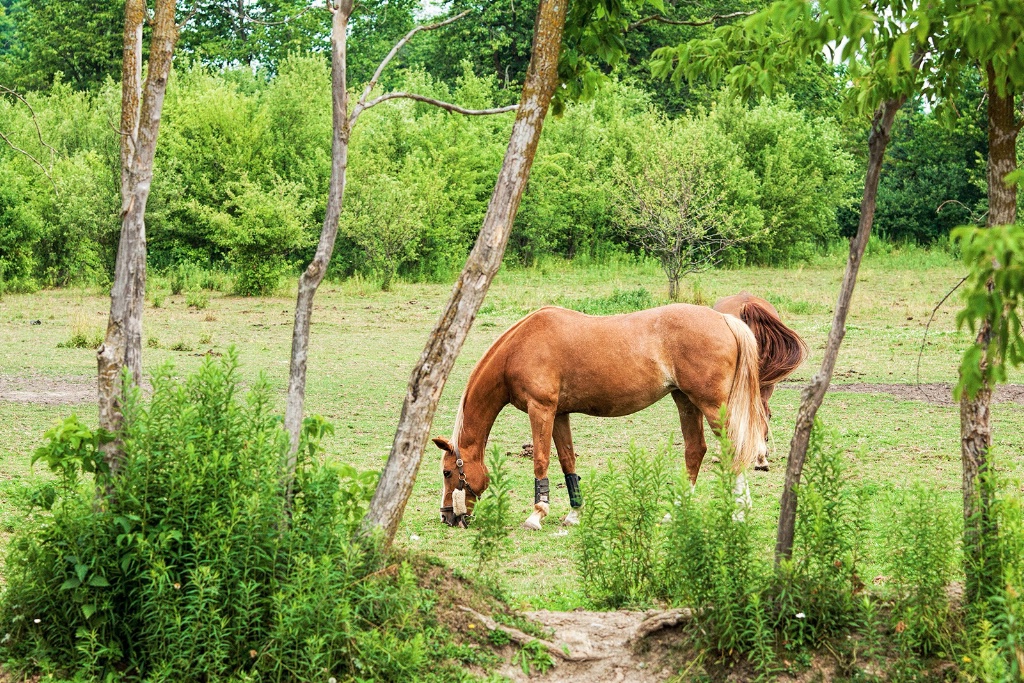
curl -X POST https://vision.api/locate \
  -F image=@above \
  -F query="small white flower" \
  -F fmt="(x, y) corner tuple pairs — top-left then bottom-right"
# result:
(329, 678), (337, 683)
(795, 613), (805, 619)
(32, 619), (40, 624)
(409, 534), (421, 542)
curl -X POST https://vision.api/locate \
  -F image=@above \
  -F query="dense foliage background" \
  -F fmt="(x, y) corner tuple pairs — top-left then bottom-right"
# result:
(0, 0), (992, 292)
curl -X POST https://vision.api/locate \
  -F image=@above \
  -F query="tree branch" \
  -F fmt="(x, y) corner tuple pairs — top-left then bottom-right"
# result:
(357, 10), (470, 109)
(1, 85), (59, 165)
(0, 131), (57, 194)
(628, 10), (753, 31)
(355, 92), (518, 121)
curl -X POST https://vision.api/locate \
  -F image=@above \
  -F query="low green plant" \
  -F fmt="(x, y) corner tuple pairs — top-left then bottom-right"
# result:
(472, 447), (513, 579)
(185, 290), (209, 310)
(514, 639), (555, 676)
(577, 440), (670, 608)
(147, 337), (160, 348)
(0, 351), (462, 682)
(151, 292), (164, 308)
(170, 339), (194, 352)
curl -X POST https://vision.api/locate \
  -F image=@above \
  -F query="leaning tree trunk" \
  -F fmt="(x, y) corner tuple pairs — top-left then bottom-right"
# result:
(961, 65), (1018, 602)
(283, 1), (352, 494)
(774, 96), (906, 563)
(362, 0), (569, 546)
(97, 0), (178, 475)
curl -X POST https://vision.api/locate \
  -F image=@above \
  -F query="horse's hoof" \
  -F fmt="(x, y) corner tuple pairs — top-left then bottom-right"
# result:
(561, 509), (581, 526)
(522, 513), (543, 530)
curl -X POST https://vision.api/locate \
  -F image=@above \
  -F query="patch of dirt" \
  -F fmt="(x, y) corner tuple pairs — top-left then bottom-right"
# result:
(0, 374), (95, 405)
(488, 608), (692, 682)
(778, 381), (1024, 406)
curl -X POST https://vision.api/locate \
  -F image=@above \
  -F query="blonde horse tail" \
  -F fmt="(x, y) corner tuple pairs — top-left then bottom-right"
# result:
(723, 314), (768, 471)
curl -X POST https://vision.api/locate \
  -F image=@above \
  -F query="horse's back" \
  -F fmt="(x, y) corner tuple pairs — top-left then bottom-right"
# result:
(499, 304), (739, 416)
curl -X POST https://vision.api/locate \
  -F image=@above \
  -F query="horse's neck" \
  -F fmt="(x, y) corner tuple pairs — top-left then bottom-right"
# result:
(456, 354), (508, 460)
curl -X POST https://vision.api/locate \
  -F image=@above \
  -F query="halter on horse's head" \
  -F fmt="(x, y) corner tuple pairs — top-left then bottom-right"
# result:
(433, 437), (483, 527)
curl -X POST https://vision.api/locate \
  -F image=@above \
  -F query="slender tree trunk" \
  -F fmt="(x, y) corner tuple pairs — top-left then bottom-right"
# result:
(362, 0), (569, 546)
(774, 96), (905, 563)
(283, 1), (351, 492)
(961, 66), (1018, 600)
(97, 0), (178, 475)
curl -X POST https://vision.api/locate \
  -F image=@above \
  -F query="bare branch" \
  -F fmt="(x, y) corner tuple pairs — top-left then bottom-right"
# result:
(0, 85), (59, 166)
(628, 10), (753, 31)
(357, 10), (471, 108)
(353, 92), (517, 124)
(177, 0), (200, 28)
(0, 131), (58, 195)
(224, 2), (319, 26)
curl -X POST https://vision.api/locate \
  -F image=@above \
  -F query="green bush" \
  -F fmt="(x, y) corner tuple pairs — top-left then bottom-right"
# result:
(471, 447), (513, 578)
(0, 352), (457, 681)
(577, 441), (670, 608)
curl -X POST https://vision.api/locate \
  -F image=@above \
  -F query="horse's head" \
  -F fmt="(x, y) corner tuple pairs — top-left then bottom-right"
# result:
(433, 437), (489, 528)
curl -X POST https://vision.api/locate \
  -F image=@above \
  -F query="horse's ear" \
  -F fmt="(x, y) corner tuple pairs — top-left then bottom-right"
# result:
(432, 437), (453, 453)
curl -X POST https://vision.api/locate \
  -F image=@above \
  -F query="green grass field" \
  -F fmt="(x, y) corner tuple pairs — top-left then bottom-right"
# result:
(1, 246), (1022, 611)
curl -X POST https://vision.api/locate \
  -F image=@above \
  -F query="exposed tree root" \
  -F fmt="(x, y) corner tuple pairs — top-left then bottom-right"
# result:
(458, 606), (602, 662)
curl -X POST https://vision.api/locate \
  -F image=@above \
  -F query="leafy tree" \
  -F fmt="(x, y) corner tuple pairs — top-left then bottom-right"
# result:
(342, 173), (422, 291)
(0, 0), (124, 91)
(613, 113), (762, 298)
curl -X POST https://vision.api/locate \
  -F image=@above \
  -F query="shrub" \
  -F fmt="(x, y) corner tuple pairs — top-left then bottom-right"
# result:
(185, 290), (209, 310)
(577, 441), (670, 608)
(0, 352), (459, 682)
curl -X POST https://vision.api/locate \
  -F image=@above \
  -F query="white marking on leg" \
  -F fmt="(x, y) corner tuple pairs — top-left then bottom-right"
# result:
(523, 502), (549, 531)
(732, 472), (752, 522)
(561, 508), (581, 526)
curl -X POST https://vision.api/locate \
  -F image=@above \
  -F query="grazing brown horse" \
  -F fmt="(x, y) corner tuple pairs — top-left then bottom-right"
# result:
(433, 304), (768, 529)
(713, 292), (808, 468)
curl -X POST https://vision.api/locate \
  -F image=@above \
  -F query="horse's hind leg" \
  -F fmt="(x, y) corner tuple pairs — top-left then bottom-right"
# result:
(524, 402), (556, 530)
(672, 390), (707, 486)
(553, 413), (583, 526)
(694, 398), (753, 518)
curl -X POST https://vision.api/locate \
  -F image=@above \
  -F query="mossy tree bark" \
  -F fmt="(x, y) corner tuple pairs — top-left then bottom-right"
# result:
(961, 65), (1018, 601)
(97, 0), (179, 475)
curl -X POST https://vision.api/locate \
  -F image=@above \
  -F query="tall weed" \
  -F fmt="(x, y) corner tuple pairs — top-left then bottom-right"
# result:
(577, 441), (670, 608)
(772, 421), (865, 649)
(661, 447), (763, 655)
(883, 485), (959, 657)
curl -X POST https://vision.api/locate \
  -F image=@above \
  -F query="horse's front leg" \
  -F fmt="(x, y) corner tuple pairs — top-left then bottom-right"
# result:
(524, 402), (556, 530)
(553, 413), (583, 526)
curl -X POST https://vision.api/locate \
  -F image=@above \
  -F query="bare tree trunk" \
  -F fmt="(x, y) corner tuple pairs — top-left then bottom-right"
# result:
(362, 0), (569, 546)
(961, 66), (1018, 601)
(283, 1), (351, 495)
(774, 96), (905, 563)
(279, 8), (514, 499)
(97, 0), (178, 475)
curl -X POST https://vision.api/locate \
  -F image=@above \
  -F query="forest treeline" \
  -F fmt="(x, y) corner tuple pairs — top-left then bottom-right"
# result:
(0, 0), (991, 292)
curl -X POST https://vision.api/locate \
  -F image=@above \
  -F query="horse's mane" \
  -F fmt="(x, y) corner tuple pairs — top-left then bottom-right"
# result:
(450, 308), (549, 445)
(740, 300), (809, 385)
